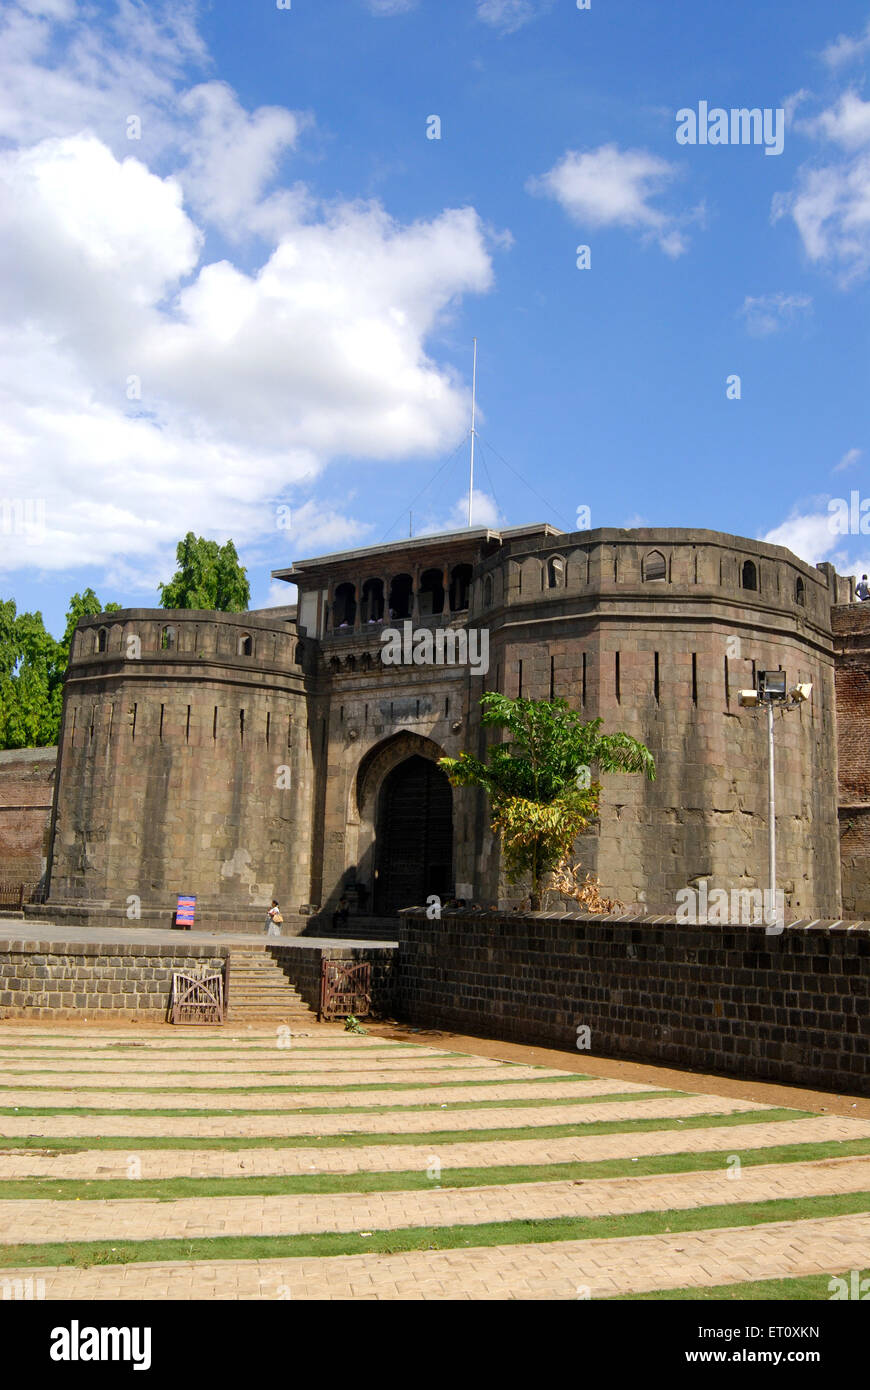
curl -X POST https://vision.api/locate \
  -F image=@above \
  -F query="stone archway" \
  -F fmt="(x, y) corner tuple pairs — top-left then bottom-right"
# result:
(373, 755), (453, 912)
(351, 733), (453, 914)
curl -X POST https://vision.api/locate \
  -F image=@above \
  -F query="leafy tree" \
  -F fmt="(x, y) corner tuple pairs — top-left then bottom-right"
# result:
(439, 693), (655, 907)
(158, 533), (250, 612)
(60, 589), (122, 652)
(0, 590), (120, 749)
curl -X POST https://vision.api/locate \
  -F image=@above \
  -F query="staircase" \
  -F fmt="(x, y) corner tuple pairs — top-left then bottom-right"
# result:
(226, 949), (319, 1023)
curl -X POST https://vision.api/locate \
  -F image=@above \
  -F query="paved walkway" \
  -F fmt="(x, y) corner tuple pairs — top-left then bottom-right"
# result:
(6, 1214), (869, 1300)
(4, 1156), (869, 1245)
(0, 1022), (867, 1301)
(0, 1093), (769, 1139)
(1, 1114), (865, 1180)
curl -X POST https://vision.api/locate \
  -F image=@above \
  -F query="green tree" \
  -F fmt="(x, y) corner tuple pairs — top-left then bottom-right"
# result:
(439, 693), (655, 907)
(60, 589), (122, 653)
(0, 590), (121, 749)
(158, 533), (250, 611)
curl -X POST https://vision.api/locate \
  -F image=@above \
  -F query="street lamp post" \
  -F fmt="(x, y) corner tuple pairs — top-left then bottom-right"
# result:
(738, 669), (812, 927)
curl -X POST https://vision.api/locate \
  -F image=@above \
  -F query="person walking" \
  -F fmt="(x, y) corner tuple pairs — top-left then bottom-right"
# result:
(856, 575), (870, 602)
(264, 900), (283, 936)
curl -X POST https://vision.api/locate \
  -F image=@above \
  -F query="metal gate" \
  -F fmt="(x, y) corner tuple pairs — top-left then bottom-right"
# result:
(170, 967), (225, 1024)
(320, 959), (372, 1021)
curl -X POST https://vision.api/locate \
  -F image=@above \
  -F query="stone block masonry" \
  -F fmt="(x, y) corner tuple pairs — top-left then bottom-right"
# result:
(0, 939), (399, 1021)
(394, 912), (870, 1095)
(0, 941), (228, 1020)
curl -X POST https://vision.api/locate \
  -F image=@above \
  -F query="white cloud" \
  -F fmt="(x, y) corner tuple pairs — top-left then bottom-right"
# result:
(528, 144), (694, 257)
(822, 19), (870, 68)
(772, 153), (870, 284)
(762, 505), (870, 583)
(416, 490), (503, 535)
(738, 291), (812, 336)
(0, 3), (499, 582)
(477, 0), (540, 34)
(366, 0), (417, 12)
(800, 91), (870, 150)
(834, 447), (863, 473)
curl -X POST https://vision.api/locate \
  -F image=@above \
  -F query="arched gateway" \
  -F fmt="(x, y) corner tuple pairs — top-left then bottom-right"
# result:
(373, 755), (453, 913)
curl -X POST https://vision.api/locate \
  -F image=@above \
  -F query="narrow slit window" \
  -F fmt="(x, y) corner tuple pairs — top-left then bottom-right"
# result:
(615, 652), (620, 704)
(159, 705), (165, 741)
(213, 707), (218, 741)
(692, 654), (698, 706)
(518, 659), (523, 699)
(185, 706), (191, 743)
(654, 652), (660, 703)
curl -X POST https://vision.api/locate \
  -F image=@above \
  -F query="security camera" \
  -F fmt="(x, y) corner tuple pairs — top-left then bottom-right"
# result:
(737, 689), (759, 707)
(790, 683), (812, 704)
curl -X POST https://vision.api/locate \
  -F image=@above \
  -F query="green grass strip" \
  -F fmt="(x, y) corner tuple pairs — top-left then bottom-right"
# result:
(3, 1136), (869, 1202)
(609, 1270), (870, 1301)
(0, 1089), (690, 1118)
(0, 1107), (811, 1152)
(0, 1073), (597, 1096)
(0, 1190), (868, 1270)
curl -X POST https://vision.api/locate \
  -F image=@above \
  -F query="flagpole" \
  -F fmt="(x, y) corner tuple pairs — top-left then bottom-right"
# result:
(468, 337), (477, 527)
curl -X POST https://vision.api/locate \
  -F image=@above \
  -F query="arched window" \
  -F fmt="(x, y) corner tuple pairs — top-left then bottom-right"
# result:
(419, 568), (446, 617)
(449, 563), (472, 612)
(97, 627), (108, 653)
(547, 556), (565, 589)
(238, 633), (253, 656)
(643, 550), (667, 582)
(741, 560), (758, 591)
(161, 626), (177, 651)
(361, 578), (384, 623)
(329, 657), (341, 673)
(388, 574), (413, 620)
(333, 582), (357, 630)
(795, 577), (805, 606)
(483, 575), (493, 608)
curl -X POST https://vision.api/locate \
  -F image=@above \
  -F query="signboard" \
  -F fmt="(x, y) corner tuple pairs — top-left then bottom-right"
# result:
(175, 894), (196, 929)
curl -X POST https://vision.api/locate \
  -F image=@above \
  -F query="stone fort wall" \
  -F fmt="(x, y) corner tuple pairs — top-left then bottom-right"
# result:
(395, 910), (870, 1095)
(303, 528), (847, 919)
(45, 610), (312, 928)
(29, 526), (866, 927)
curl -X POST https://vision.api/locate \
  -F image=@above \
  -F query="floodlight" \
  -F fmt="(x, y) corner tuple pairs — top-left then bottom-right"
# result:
(738, 689), (759, 707)
(790, 682), (813, 704)
(759, 669), (787, 700)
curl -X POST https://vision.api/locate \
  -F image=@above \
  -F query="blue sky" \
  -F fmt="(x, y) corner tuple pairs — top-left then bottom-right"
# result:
(1, 0), (869, 635)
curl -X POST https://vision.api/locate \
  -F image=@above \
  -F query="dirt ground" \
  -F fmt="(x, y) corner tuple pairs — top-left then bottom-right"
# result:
(366, 1020), (870, 1120)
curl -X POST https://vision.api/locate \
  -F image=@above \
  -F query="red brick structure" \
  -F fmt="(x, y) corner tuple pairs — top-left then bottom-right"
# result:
(833, 603), (870, 917)
(0, 747), (55, 892)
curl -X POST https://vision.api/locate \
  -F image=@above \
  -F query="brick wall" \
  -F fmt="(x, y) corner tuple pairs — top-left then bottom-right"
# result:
(833, 604), (870, 915)
(0, 747), (56, 886)
(0, 938), (398, 1021)
(0, 941), (227, 1020)
(394, 911), (870, 1094)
